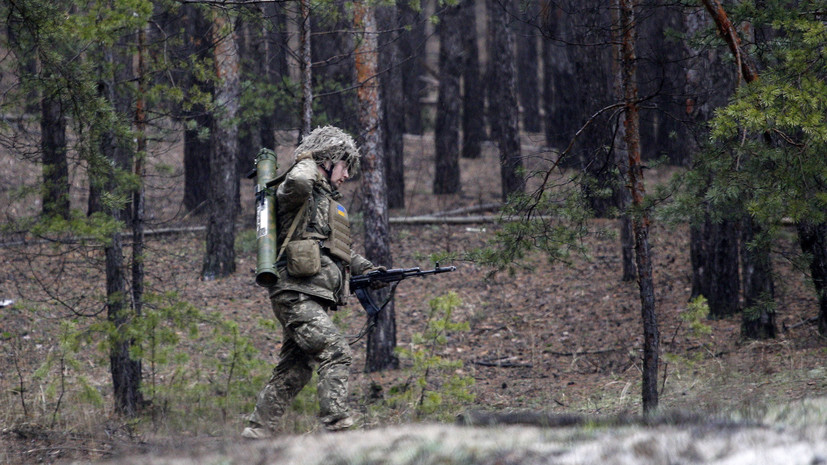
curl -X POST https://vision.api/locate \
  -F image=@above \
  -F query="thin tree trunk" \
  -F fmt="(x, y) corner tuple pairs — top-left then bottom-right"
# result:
(377, 4), (406, 209)
(540, 0), (579, 161)
(620, 0), (658, 415)
(517, 1), (541, 133)
(434, 2), (462, 195)
(262, 1), (291, 135)
(202, 11), (240, 279)
(312, 0), (358, 134)
(41, 90), (70, 220)
(182, 4), (212, 213)
(487, 0), (524, 201)
(611, 0), (636, 282)
(299, 0), (312, 137)
(100, 38), (143, 416)
(236, 14), (263, 184)
(398, 0), (425, 135)
(461, 0), (485, 159)
(354, 2), (397, 372)
(133, 25), (147, 343)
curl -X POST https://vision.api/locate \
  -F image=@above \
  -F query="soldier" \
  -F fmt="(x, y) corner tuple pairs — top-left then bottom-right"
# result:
(242, 126), (384, 439)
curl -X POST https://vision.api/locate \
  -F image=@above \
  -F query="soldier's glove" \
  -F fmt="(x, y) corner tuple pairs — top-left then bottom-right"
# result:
(367, 266), (388, 289)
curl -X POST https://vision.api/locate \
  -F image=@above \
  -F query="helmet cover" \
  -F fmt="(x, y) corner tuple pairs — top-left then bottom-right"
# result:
(294, 126), (360, 174)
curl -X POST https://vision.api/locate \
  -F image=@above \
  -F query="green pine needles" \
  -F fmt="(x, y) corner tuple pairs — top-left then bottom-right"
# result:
(391, 292), (475, 421)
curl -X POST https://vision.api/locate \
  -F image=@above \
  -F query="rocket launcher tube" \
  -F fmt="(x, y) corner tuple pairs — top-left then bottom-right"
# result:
(252, 149), (279, 287)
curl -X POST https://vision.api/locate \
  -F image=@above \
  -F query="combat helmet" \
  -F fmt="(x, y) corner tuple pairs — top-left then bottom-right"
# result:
(294, 126), (360, 175)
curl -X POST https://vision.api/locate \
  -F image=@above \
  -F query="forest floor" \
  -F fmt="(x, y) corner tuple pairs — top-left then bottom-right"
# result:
(1, 131), (826, 464)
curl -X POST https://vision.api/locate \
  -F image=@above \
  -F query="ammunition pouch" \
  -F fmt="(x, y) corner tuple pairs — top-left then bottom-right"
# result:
(285, 239), (321, 277)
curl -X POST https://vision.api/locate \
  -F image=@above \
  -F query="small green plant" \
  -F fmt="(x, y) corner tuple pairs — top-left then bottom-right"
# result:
(391, 292), (475, 421)
(31, 319), (103, 427)
(683, 295), (713, 338)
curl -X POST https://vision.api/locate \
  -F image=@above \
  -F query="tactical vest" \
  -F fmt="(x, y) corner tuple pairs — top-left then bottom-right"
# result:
(302, 183), (352, 265)
(326, 198), (352, 262)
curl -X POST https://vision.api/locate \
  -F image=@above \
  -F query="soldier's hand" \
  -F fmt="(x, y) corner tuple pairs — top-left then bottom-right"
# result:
(367, 266), (388, 289)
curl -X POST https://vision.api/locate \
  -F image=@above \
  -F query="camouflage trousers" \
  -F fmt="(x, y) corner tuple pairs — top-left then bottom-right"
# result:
(248, 291), (352, 431)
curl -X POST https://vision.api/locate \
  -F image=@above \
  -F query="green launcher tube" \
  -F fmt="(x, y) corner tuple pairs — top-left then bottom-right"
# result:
(254, 149), (279, 287)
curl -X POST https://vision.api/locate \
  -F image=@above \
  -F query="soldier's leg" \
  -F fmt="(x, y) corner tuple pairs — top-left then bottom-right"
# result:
(247, 336), (313, 432)
(280, 293), (353, 427)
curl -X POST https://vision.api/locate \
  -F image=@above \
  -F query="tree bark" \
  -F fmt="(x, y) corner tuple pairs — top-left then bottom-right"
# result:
(41, 89), (70, 220)
(487, 0), (524, 201)
(540, 0), (580, 162)
(377, 4), (406, 209)
(299, 0), (312, 137)
(100, 37), (143, 416)
(262, 1), (291, 137)
(202, 11), (240, 280)
(699, 0), (775, 329)
(312, 0), (358, 134)
(461, 0), (485, 159)
(706, 217), (740, 318)
(236, 13), (263, 183)
(354, 2), (397, 372)
(741, 217), (776, 338)
(398, 0), (425, 135)
(434, 1), (463, 195)
(611, 0), (636, 282)
(516, 1), (541, 133)
(797, 222), (827, 336)
(182, 4), (213, 213)
(620, 0), (658, 415)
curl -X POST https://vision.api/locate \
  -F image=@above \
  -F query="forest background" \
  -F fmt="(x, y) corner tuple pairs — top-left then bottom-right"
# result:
(2, 0), (827, 463)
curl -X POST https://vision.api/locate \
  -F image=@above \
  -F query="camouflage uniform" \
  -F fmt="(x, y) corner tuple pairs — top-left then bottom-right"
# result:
(247, 127), (375, 433)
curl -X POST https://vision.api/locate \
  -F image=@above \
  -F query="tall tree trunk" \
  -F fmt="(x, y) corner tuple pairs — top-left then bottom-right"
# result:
(100, 38), (143, 416)
(182, 4), (213, 213)
(236, 13), (263, 185)
(312, 0), (358, 134)
(398, 0), (425, 135)
(620, 0), (658, 415)
(299, 0), (312, 137)
(540, 0), (579, 162)
(461, 0), (485, 159)
(516, 1), (541, 133)
(202, 11), (240, 280)
(798, 222), (827, 336)
(741, 217), (776, 338)
(355, 2), (397, 372)
(706, 217), (740, 318)
(132, 25), (147, 350)
(41, 89), (70, 220)
(434, 2), (462, 195)
(377, 4), (406, 209)
(700, 0), (775, 327)
(262, 1), (291, 140)
(611, 0), (636, 282)
(487, 0), (524, 201)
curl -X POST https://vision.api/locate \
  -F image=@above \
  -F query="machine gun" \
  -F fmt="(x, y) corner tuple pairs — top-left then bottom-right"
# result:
(350, 264), (457, 316)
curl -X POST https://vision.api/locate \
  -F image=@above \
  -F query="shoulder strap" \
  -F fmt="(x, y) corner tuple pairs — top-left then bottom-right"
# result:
(274, 200), (308, 263)
(273, 153), (320, 263)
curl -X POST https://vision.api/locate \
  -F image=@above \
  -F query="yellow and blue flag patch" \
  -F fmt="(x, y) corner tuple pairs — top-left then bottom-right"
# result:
(337, 204), (347, 218)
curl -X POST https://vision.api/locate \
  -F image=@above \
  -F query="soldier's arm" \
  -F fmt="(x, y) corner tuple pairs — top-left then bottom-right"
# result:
(350, 253), (380, 276)
(277, 158), (318, 211)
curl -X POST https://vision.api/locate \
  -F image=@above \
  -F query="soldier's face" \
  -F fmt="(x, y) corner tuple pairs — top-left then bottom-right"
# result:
(330, 160), (349, 188)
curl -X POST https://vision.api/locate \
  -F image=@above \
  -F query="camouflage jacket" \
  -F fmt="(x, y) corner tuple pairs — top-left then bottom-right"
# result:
(270, 158), (374, 305)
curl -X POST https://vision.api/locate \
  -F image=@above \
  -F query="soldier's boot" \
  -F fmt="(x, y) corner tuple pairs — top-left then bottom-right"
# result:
(323, 415), (354, 432)
(241, 422), (273, 440)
